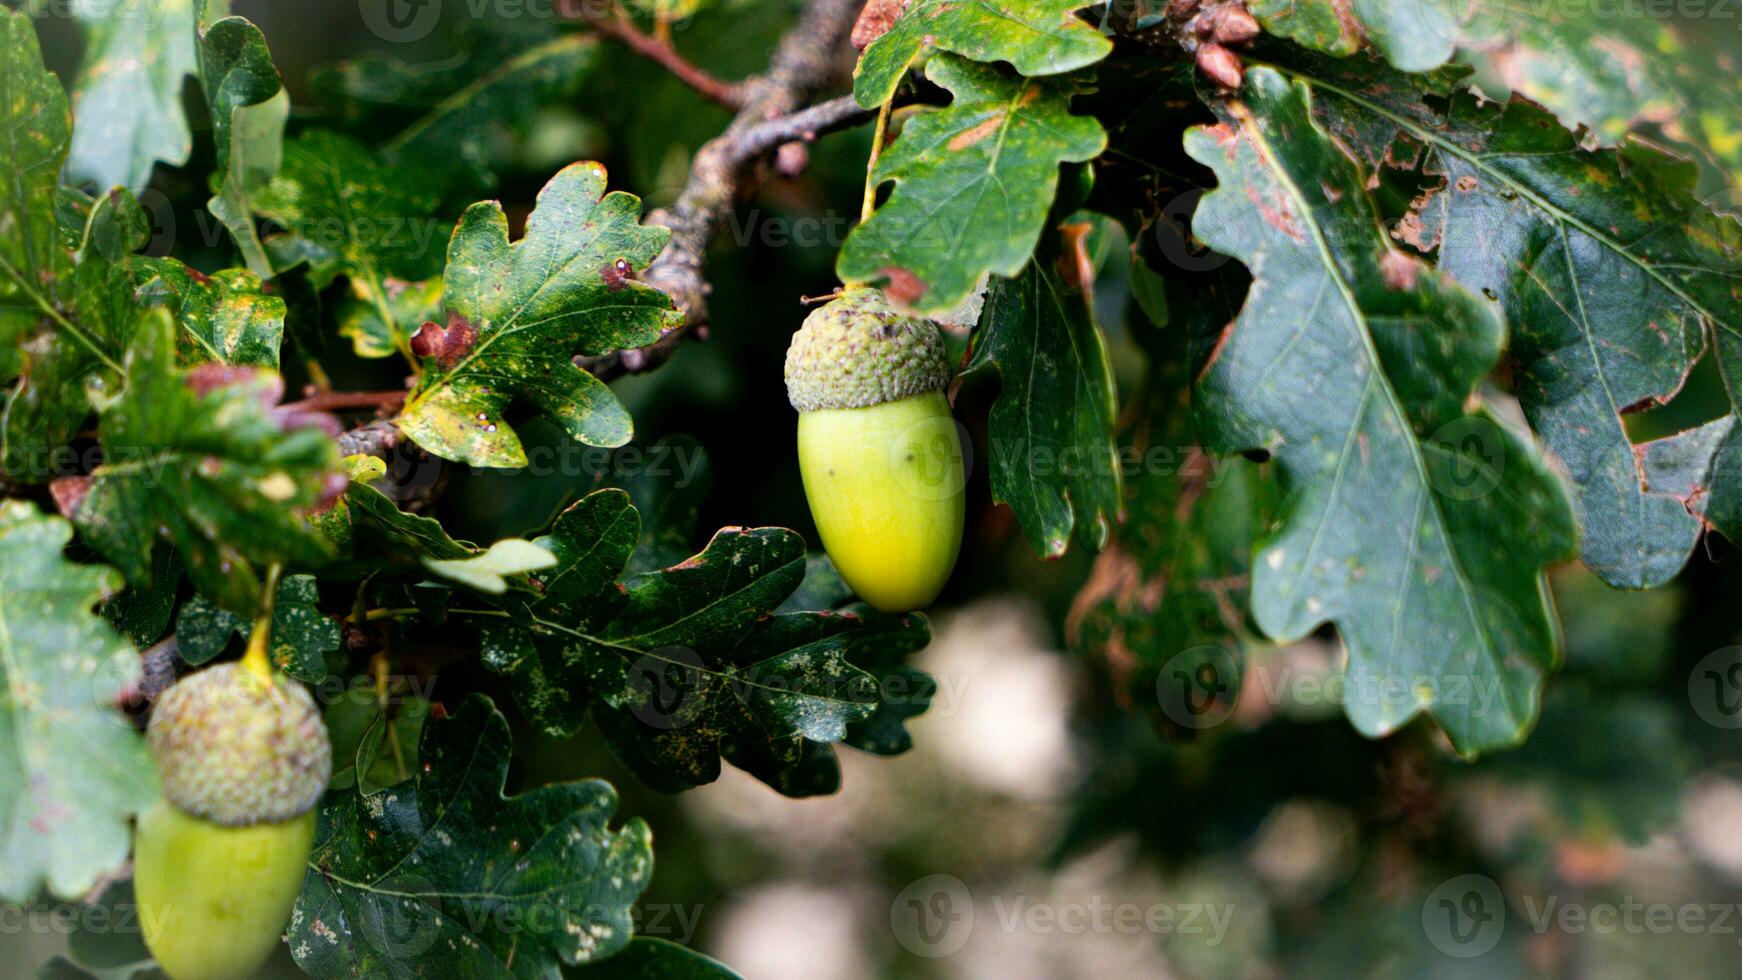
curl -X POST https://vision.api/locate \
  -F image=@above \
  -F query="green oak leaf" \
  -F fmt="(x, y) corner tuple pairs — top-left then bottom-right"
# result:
(326, 694), (429, 796)
(137, 262), (285, 368)
(331, 480), (475, 565)
(101, 546), (182, 648)
(5, 189), (149, 481)
(0, 500), (156, 903)
(56, 878), (164, 979)
(397, 163), (681, 467)
(291, 695), (653, 977)
(336, 277), (442, 360)
(966, 258), (1121, 557)
(1308, 75), (1742, 588)
(5, 187), (284, 481)
(575, 938), (742, 979)
(199, 15), (289, 278)
(65, 0), (209, 191)
(0, 8), (76, 383)
(175, 574), (339, 682)
(381, 35), (600, 198)
(257, 131), (447, 365)
(1183, 68), (1577, 755)
(1250, 0), (1742, 180)
(64, 310), (341, 614)
(472, 490), (934, 796)
(838, 55), (1106, 316)
(853, 0), (1112, 108)
(257, 131), (446, 288)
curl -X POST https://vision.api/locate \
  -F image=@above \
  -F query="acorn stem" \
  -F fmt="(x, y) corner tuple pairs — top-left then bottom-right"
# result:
(860, 98), (893, 224)
(240, 563), (283, 683)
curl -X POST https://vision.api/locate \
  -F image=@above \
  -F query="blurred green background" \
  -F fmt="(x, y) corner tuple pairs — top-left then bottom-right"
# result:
(10, 0), (1742, 977)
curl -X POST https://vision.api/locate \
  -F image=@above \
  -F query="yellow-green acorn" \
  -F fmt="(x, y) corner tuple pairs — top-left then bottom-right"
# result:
(785, 288), (965, 612)
(136, 661), (331, 980)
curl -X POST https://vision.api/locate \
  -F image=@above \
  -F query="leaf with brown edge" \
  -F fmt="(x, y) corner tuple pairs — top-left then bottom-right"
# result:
(838, 55), (1106, 316)
(397, 163), (681, 468)
(1185, 67), (1577, 756)
(1302, 61), (1742, 588)
(852, 0), (1112, 108)
(67, 310), (342, 614)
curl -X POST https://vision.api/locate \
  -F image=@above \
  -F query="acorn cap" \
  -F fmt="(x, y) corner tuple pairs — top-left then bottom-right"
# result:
(147, 663), (332, 826)
(784, 288), (951, 412)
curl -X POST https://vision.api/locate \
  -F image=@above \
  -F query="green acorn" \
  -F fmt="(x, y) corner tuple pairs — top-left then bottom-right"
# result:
(785, 288), (965, 612)
(136, 657), (330, 980)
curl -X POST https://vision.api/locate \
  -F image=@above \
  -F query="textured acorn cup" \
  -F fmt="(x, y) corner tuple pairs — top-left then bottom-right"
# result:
(136, 664), (331, 980)
(147, 661), (331, 825)
(786, 288), (965, 612)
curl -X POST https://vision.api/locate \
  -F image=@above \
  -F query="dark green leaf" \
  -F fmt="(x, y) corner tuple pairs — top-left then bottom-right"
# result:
(575, 938), (741, 979)
(0, 500), (155, 902)
(397, 163), (681, 467)
(66, 310), (340, 614)
(473, 491), (933, 795)
(257, 130), (446, 289)
(334, 479), (476, 566)
(292, 695), (653, 977)
(1251, 0), (1742, 179)
(381, 35), (599, 198)
(1183, 68), (1577, 755)
(838, 55), (1106, 315)
(61, 878), (162, 978)
(967, 259), (1121, 557)
(852, 0), (1112, 108)
(101, 546), (181, 648)
(175, 574), (339, 681)
(1309, 73), (1742, 587)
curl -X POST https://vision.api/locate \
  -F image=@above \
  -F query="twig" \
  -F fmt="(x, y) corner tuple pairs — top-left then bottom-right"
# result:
(581, 0), (870, 382)
(280, 390), (408, 414)
(570, 3), (748, 109)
